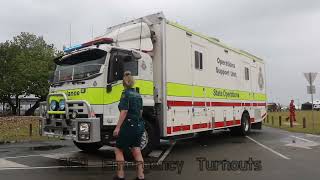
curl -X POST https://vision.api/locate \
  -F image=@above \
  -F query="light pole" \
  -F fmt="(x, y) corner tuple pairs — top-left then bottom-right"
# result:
(303, 72), (318, 132)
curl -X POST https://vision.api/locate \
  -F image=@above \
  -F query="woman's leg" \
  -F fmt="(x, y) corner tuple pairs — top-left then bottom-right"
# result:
(131, 147), (144, 179)
(114, 147), (125, 178)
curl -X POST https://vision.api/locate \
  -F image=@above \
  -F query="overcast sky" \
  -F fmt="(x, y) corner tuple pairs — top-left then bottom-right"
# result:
(1, 0), (320, 105)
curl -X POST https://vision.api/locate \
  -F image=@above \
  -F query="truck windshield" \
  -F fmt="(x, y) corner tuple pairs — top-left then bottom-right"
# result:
(53, 49), (107, 83)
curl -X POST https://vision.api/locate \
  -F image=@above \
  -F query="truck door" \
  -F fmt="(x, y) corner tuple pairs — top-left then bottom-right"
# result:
(104, 49), (139, 126)
(191, 43), (211, 132)
(250, 60), (260, 122)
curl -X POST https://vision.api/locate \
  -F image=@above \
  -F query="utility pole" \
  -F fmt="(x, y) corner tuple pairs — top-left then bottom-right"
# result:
(69, 23), (72, 47)
(91, 24), (94, 40)
(304, 72), (318, 131)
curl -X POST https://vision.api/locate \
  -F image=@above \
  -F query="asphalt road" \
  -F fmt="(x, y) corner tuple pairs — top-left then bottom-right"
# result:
(1, 126), (320, 180)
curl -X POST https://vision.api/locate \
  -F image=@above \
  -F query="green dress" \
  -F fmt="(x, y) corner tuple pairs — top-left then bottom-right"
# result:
(116, 88), (144, 150)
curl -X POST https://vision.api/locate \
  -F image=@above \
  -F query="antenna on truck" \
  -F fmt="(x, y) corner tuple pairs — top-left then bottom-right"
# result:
(69, 23), (72, 47)
(139, 18), (143, 51)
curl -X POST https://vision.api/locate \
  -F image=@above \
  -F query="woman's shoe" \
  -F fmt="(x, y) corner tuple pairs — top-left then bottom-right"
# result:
(135, 177), (145, 180)
(113, 175), (125, 180)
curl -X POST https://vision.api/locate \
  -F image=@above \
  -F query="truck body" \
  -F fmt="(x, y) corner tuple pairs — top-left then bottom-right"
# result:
(40, 12), (267, 154)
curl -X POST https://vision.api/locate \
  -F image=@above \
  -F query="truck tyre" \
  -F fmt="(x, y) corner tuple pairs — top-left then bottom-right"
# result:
(230, 113), (251, 136)
(73, 141), (103, 152)
(140, 120), (156, 156)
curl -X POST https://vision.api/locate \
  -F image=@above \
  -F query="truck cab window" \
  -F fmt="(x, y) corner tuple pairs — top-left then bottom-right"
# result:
(107, 50), (138, 83)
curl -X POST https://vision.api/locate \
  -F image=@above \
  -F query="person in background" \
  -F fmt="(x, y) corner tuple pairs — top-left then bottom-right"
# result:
(289, 100), (296, 122)
(113, 71), (145, 180)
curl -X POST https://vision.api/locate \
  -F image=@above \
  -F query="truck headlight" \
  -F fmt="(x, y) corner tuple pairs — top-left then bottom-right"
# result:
(79, 122), (90, 133)
(50, 100), (59, 111)
(59, 100), (65, 111)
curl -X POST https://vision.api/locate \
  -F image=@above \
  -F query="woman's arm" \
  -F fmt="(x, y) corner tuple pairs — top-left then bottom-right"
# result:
(113, 110), (128, 137)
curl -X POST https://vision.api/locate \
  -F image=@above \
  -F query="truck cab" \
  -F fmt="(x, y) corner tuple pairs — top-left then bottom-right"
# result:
(41, 39), (155, 154)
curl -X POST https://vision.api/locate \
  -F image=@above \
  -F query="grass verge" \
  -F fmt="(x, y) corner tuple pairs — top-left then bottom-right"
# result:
(0, 116), (58, 143)
(264, 111), (320, 134)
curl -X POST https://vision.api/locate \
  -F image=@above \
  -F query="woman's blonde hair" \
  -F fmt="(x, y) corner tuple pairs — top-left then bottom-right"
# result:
(123, 71), (135, 89)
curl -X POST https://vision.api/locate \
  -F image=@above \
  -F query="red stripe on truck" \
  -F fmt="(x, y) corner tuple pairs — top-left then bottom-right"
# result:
(166, 119), (250, 134)
(167, 127), (172, 134)
(192, 123), (208, 129)
(211, 102), (242, 107)
(226, 120), (234, 126)
(214, 122), (225, 128)
(193, 101), (206, 106)
(167, 101), (193, 106)
(172, 125), (191, 132)
(252, 103), (267, 106)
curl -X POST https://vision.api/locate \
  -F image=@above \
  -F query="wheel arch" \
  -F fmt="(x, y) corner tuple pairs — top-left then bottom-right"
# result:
(142, 106), (160, 147)
(242, 110), (250, 118)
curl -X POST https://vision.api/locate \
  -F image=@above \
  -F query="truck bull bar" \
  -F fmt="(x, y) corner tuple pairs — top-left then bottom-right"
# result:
(39, 92), (101, 143)
(43, 92), (95, 118)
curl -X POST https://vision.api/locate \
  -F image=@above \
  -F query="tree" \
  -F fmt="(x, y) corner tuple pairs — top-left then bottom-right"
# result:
(0, 40), (24, 114)
(0, 32), (60, 115)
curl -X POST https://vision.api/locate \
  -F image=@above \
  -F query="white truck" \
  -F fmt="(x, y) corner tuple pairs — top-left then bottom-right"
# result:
(40, 12), (267, 155)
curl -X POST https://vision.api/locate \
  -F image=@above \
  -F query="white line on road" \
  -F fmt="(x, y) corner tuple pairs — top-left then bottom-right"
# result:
(3, 151), (79, 159)
(0, 159), (28, 168)
(291, 136), (315, 143)
(246, 136), (290, 160)
(157, 141), (176, 164)
(306, 134), (320, 138)
(0, 162), (157, 171)
(148, 150), (163, 158)
(0, 165), (94, 171)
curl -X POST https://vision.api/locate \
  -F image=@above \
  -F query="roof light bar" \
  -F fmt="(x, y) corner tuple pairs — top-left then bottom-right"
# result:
(63, 38), (114, 53)
(63, 44), (82, 53)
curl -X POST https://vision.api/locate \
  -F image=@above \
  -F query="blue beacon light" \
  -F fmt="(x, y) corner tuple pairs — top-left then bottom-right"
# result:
(63, 38), (113, 53)
(63, 44), (83, 53)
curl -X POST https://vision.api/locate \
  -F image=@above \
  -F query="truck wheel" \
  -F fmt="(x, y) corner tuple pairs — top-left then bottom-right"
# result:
(230, 113), (251, 136)
(73, 141), (103, 152)
(140, 121), (155, 156)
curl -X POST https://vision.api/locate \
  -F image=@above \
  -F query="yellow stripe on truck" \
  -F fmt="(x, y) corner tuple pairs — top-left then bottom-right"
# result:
(166, 82), (267, 101)
(49, 80), (154, 105)
(48, 80), (266, 108)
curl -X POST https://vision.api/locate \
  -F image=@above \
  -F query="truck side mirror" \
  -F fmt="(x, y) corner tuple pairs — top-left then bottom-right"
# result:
(106, 84), (113, 93)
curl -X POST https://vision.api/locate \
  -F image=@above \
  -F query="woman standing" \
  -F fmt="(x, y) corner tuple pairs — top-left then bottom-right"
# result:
(113, 71), (145, 180)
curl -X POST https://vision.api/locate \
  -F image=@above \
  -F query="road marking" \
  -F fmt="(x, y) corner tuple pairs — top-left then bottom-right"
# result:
(0, 165), (91, 171)
(285, 136), (319, 149)
(306, 134), (320, 138)
(285, 142), (312, 149)
(246, 136), (290, 160)
(148, 150), (163, 158)
(41, 154), (62, 159)
(0, 158), (28, 168)
(3, 151), (79, 159)
(291, 136), (315, 143)
(157, 141), (176, 164)
(0, 162), (156, 171)
(100, 146), (114, 150)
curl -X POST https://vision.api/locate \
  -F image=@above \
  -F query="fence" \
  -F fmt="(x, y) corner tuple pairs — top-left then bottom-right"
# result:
(264, 111), (320, 134)
(0, 116), (44, 143)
